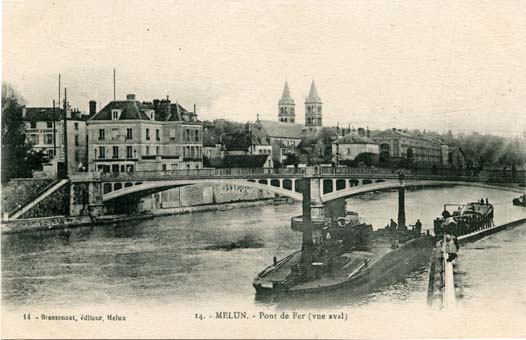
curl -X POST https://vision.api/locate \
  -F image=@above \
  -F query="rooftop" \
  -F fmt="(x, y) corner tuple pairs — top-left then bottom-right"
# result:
(333, 132), (377, 145)
(253, 119), (304, 139)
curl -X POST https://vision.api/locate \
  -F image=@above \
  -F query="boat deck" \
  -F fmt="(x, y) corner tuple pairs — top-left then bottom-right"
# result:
(292, 237), (393, 290)
(260, 251), (302, 282)
(257, 235), (395, 290)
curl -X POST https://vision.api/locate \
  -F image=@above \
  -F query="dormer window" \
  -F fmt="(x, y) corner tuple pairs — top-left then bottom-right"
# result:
(111, 109), (120, 120)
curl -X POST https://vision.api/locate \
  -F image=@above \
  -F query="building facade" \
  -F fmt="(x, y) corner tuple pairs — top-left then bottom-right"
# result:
(371, 128), (448, 166)
(331, 132), (379, 162)
(23, 106), (88, 175)
(87, 94), (203, 172)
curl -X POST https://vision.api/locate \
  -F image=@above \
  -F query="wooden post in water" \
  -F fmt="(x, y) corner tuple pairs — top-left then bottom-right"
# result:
(301, 177), (314, 265)
(301, 178), (314, 266)
(398, 186), (406, 230)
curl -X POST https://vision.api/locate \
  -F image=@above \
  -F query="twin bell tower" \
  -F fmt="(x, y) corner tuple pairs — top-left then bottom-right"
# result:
(278, 80), (322, 132)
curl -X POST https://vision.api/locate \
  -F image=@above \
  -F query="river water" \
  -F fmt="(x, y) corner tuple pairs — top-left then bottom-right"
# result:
(2, 186), (525, 338)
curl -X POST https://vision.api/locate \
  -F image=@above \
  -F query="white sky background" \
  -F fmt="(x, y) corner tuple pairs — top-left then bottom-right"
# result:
(3, 0), (526, 136)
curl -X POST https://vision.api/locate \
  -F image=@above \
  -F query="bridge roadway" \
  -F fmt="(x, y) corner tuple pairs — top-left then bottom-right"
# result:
(68, 167), (525, 204)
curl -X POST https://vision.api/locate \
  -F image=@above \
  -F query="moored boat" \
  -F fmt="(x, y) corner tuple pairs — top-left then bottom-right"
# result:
(253, 210), (433, 298)
(433, 201), (494, 237)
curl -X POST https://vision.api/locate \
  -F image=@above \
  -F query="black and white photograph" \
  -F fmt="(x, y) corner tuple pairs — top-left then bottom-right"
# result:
(1, 0), (526, 338)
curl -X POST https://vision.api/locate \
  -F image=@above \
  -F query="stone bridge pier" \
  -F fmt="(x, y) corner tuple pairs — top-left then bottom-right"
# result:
(301, 176), (407, 229)
(69, 181), (106, 217)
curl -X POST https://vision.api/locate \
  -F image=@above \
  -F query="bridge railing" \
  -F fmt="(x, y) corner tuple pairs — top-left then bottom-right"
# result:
(95, 166), (525, 183)
(98, 167), (308, 181)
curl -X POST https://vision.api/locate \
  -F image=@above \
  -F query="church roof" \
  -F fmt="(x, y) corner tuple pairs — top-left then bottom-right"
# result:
(254, 120), (304, 139)
(278, 81), (294, 105)
(305, 80), (322, 103)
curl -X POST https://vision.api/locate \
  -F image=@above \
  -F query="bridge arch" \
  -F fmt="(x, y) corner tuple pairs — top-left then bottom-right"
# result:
(102, 178), (303, 202)
(321, 180), (525, 204)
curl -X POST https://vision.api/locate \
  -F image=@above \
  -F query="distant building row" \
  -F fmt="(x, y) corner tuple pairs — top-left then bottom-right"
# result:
(22, 83), (464, 176)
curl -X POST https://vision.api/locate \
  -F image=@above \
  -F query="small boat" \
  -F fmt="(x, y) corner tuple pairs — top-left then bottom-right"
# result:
(253, 211), (433, 298)
(513, 195), (526, 207)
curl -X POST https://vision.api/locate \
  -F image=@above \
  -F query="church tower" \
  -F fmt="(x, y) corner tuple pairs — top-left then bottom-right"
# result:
(305, 80), (322, 132)
(278, 81), (295, 123)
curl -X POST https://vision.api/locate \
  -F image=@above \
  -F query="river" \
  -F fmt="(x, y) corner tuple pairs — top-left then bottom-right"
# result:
(2, 186), (525, 338)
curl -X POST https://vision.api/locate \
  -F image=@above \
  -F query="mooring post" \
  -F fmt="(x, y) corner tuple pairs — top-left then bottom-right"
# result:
(301, 177), (314, 265)
(398, 186), (406, 230)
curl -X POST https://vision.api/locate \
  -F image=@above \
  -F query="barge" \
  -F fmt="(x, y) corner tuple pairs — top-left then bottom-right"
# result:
(253, 210), (434, 298)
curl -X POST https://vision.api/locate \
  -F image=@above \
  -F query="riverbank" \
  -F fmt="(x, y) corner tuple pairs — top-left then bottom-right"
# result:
(0, 198), (291, 234)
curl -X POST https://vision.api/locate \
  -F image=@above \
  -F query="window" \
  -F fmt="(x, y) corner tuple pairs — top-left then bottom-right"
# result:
(146, 146), (150, 155)
(126, 128), (133, 140)
(112, 128), (119, 140)
(185, 129), (190, 142)
(112, 146), (119, 158)
(46, 121), (53, 128)
(194, 130), (199, 142)
(74, 122), (79, 130)
(169, 128), (176, 140)
(47, 149), (54, 158)
(29, 134), (38, 144)
(146, 128), (150, 140)
(74, 135), (79, 146)
(30, 121), (37, 129)
(45, 134), (53, 145)
(156, 146), (160, 155)
(156, 129), (160, 141)
(99, 146), (106, 159)
(98, 129), (105, 140)
(126, 146), (133, 159)
(112, 110), (119, 120)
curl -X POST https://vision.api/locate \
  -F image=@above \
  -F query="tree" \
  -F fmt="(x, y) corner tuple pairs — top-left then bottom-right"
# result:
(283, 152), (300, 167)
(354, 152), (379, 167)
(1, 83), (44, 182)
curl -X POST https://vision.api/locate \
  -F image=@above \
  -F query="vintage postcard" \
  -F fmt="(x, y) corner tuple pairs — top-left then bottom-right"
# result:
(2, 0), (525, 339)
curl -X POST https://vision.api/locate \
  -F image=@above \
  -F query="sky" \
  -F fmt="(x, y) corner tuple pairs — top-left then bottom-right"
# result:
(3, 0), (526, 136)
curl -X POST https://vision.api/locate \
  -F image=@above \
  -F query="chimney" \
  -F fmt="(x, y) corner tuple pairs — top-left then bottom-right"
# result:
(126, 94), (136, 101)
(89, 100), (97, 115)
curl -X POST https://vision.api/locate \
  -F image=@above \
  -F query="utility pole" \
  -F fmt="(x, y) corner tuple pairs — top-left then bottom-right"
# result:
(52, 100), (57, 157)
(58, 74), (61, 109)
(113, 68), (116, 101)
(63, 88), (69, 179)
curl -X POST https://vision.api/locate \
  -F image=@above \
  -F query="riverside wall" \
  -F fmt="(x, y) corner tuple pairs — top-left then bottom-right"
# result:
(1, 183), (283, 234)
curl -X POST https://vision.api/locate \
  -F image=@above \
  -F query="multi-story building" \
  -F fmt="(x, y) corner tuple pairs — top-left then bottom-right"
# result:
(331, 131), (379, 162)
(23, 106), (88, 175)
(87, 94), (203, 172)
(371, 128), (448, 166)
